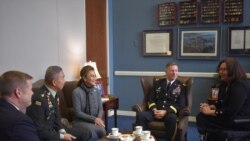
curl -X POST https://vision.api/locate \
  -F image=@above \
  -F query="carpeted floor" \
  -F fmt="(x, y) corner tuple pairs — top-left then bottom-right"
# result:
(107, 115), (199, 141)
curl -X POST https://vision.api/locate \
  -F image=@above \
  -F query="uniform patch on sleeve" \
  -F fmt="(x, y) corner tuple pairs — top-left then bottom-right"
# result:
(35, 101), (42, 106)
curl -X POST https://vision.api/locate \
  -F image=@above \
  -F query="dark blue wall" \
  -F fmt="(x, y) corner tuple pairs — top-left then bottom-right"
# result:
(110, 0), (250, 116)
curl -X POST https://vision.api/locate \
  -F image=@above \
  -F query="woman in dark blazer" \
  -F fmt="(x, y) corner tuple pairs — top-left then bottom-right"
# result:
(196, 58), (250, 141)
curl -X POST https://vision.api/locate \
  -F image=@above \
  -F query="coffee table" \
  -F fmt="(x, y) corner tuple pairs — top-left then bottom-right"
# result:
(99, 131), (155, 141)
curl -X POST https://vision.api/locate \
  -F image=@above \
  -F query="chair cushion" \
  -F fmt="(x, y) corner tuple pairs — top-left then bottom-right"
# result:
(147, 121), (165, 131)
(61, 81), (78, 108)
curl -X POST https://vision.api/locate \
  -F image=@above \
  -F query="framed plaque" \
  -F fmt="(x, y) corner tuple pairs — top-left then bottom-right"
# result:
(200, 0), (220, 24)
(223, 0), (244, 23)
(158, 2), (177, 26)
(179, 1), (198, 25)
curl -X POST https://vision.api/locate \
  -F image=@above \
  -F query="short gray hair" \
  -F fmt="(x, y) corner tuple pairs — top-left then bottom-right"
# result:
(44, 66), (62, 85)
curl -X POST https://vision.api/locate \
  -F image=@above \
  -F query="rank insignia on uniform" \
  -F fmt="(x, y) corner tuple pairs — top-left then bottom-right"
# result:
(172, 85), (181, 95)
(156, 87), (161, 93)
(35, 101), (42, 106)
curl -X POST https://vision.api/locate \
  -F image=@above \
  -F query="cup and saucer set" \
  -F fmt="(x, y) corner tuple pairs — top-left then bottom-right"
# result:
(106, 126), (155, 141)
(133, 126), (154, 141)
(107, 128), (135, 141)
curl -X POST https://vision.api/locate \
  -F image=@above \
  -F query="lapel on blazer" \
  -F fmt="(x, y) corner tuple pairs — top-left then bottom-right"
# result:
(0, 99), (22, 113)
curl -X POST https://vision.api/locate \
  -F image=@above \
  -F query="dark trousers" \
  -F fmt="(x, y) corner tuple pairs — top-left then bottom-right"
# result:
(46, 127), (91, 141)
(197, 113), (250, 141)
(196, 113), (230, 141)
(137, 111), (177, 141)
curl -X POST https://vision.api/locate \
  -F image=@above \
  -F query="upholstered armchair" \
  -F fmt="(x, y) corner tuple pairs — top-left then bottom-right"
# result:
(132, 76), (193, 141)
(57, 81), (78, 123)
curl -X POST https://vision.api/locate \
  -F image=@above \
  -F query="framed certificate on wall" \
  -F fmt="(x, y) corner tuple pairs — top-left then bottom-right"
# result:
(142, 30), (173, 56)
(228, 26), (250, 56)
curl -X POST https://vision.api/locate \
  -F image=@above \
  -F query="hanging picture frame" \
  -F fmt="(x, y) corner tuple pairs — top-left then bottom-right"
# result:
(178, 27), (221, 60)
(228, 26), (250, 56)
(142, 30), (173, 56)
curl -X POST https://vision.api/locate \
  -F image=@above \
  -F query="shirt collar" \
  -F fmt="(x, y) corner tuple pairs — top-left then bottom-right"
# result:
(10, 102), (20, 110)
(167, 79), (175, 85)
(45, 84), (57, 98)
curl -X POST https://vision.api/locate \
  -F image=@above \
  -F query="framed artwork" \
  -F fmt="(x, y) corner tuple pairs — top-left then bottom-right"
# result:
(95, 80), (105, 96)
(228, 26), (250, 56)
(142, 30), (173, 56)
(178, 27), (220, 60)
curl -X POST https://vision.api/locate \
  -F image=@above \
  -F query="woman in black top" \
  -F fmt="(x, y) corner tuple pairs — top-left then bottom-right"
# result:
(196, 58), (250, 141)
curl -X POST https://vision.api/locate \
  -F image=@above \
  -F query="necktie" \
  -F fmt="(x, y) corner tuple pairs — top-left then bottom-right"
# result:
(167, 82), (171, 91)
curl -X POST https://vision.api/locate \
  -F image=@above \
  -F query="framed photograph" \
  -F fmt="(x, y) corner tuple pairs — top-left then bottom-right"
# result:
(178, 27), (220, 59)
(228, 27), (250, 56)
(95, 80), (105, 96)
(143, 30), (173, 56)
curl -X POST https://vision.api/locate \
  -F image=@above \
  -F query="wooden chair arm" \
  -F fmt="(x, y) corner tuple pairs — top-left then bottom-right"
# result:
(178, 107), (190, 119)
(132, 103), (147, 112)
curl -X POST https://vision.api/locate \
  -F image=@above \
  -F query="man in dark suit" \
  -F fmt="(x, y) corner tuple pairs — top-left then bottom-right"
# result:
(26, 66), (91, 141)
(137, 62), (185, 141)
(0, 71), (40, 141)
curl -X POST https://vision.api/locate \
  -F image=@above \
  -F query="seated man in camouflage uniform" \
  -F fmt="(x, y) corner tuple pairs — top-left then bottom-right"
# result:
(27, 66), (91, 141)
(137, 62), (185, 141)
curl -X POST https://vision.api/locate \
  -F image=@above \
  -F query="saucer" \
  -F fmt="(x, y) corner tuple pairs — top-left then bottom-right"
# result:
(106, 132), (121, 139)
(132, 131), (143, 136)
(120, 134), (135, 141)
(140, 135), (154, 141)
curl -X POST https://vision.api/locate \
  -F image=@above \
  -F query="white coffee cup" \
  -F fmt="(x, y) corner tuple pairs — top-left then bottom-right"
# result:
(111, 128), (119, 136)
(142, 130), (151, 139)
(135, 126), (142, 134)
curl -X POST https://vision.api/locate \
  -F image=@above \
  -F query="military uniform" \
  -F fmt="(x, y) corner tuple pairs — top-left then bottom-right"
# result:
(148, 78), (185, 113)
(26, 85), (91, 141)
(138, 78), (185, 141)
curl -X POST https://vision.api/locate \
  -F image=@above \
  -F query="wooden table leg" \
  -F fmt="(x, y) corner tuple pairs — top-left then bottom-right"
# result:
(104, 110), (108, 131)
(114, 109), (117, 127)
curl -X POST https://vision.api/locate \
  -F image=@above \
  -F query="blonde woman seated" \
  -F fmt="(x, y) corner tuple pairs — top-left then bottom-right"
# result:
(72, 65), (106, 140)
